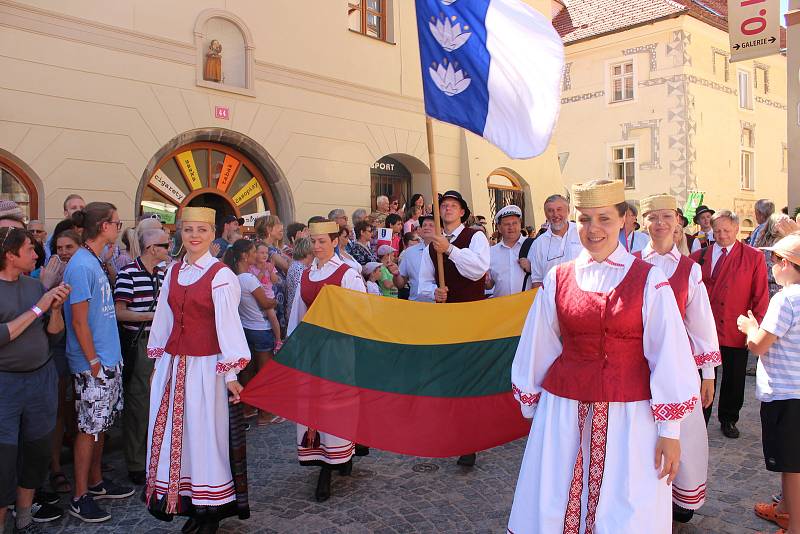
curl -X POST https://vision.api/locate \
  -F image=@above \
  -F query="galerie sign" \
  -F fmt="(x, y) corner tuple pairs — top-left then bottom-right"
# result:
(727, 0), (780, 62)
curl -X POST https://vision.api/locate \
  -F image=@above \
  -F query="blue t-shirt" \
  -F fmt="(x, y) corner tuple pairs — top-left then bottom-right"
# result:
(63, 247), (121, 373)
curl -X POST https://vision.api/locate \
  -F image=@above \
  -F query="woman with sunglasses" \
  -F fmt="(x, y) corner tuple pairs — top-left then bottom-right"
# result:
(346, 220), (378, 266)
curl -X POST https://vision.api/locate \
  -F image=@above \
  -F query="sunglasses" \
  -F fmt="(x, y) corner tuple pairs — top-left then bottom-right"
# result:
(772, 252), (785, 263)
(150, 243), (170, 249)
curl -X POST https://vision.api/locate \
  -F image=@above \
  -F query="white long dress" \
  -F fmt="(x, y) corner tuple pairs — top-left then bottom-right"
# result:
(508, 245), (699, 534)
(287, 255), (366, 466)
(145, 252), (251, 511)
(639, 243), (721, 510)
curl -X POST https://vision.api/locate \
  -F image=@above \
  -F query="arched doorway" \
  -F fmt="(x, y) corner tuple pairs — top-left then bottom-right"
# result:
(370, 156), (412, 211)
(140, 141), (277, 230)
(0, 153), (38, 221)
(487, 169), (525, 230)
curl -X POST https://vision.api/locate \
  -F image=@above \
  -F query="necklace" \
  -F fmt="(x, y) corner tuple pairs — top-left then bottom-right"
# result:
(83, 243), (111, 283)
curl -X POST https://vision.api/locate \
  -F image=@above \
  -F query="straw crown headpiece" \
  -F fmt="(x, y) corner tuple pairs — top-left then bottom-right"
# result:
(640, 193), (677, 215)
(180, 207), (216, 225)
(308, 221), (340, 235)
(571, 181), (625, 208)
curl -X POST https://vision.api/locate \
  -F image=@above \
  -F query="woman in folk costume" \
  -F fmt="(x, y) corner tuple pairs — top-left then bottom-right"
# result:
(636, 193), (721, 524)
(287, 220), (367, 502)
(508, 180), (699, 534)
(144, 207), (251, 534)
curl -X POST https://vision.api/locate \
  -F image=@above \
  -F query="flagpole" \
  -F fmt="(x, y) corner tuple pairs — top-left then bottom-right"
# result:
(425, 115), (447, 289)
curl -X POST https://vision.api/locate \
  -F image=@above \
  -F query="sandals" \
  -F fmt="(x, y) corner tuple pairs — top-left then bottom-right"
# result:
(754, 502), (789, 530)
(50, 471), (72, 493)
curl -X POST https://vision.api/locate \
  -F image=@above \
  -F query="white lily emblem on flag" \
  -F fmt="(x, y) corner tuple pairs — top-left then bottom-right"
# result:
(429, 58), (471, 96)
(429, 14), (471, 52)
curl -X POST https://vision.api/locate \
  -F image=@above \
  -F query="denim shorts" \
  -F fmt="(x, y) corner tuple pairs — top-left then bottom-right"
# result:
(244, 328), (275, 353)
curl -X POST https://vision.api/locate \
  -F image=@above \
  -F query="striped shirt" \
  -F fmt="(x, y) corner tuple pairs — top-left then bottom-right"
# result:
(757, 283), (800, 402)
(113, 258), (165, 332)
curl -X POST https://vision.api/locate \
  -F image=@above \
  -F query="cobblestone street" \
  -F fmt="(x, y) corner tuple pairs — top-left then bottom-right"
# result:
(35, 374), (778, 534)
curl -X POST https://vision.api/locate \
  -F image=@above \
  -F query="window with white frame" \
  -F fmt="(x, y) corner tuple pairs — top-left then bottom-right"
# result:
(610, 61), (634, 103)
(740, 150), (754, 190)
(738, 70), (753, 110)
(611, 145), (636, 189)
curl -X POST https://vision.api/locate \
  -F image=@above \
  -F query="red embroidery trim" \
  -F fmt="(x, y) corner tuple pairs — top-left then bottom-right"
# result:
(147, 347), (165, 358)
(563, 402), (590, 534)
(673, 483), (707, 505)
(694, 351), (722, 368)
(512, 384), (541, 407)
(605, 259), (625, 267)
(655, 281), (670, 289)
(215, 358), (249, 374)
(211, 283), (229, 290)
(145, 356), (174, 504)
(651, 396), (698, 421)
(585, 402), (609, 534)
(166, 355), (187, 513)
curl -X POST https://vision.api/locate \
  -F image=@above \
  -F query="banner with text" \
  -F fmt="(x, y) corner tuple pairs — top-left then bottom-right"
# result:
(727, 0), (780, 62)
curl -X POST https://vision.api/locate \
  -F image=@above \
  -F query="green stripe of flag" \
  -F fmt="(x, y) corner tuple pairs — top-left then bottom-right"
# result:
(277, 322), (518, 397)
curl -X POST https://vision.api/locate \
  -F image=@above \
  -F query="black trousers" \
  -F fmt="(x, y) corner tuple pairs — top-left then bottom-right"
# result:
(717, 345), (749, 424)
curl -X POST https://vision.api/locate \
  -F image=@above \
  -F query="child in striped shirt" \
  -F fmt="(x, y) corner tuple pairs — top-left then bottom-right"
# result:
(737, 233), (800, 534)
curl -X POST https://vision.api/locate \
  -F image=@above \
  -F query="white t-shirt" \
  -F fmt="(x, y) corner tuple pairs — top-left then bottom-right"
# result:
(237, 272), (270, 331)
(757, 284), (800, 402)
(366, 280), (381, 296)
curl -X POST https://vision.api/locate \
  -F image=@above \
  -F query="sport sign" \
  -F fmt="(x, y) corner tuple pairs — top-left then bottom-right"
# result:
(727, 0), (780, 62)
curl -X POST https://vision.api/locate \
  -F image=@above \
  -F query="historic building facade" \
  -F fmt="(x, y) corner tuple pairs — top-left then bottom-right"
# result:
(0, 0), (561, 231)
(552, 0), (789, 230)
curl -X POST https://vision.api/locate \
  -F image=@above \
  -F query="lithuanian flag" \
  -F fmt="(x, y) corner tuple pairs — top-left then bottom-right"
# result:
(241, 285), (535, 457)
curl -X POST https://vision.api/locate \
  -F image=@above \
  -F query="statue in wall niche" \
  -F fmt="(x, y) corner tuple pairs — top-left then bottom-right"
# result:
(203, 39), (223, 82)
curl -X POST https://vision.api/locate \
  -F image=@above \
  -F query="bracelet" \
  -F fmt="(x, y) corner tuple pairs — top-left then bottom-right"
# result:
(30, 306), (43, 318)
(88, 358), (100, 366)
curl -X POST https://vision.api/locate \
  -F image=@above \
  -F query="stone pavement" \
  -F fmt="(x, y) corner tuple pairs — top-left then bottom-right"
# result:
(32, 375), (779, 533)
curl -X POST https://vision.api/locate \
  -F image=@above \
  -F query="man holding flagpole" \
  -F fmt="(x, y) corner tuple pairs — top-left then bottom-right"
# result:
(418, 190), (490, 467)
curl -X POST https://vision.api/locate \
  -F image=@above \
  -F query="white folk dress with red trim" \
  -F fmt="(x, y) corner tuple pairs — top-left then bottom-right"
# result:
(639, 243), (721, 510)
(145, 252), (250, 510)
(508, 245), (699, 534)
(287, 255), (366, 466)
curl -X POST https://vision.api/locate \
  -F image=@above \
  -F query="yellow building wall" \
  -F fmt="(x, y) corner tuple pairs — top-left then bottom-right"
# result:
(0, 0), (560, 231)
(555, 14), (788, 228)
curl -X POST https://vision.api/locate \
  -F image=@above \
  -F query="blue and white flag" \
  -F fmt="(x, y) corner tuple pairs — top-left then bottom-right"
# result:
(416, 0), (564, 159)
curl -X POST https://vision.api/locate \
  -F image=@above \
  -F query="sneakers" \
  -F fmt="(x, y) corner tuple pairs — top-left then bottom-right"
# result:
(33, 489), (59, 506)
(68, 494), (111, 523)
(10, 502), (63, 523)
(13, 522), (46, 534)
(88, 478), (135, 500)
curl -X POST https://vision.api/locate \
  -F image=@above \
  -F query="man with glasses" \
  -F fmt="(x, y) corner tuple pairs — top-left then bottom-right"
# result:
(113, 229), (169, 486)
(523, 194), (582, 289)
(27, 221), (47, 244)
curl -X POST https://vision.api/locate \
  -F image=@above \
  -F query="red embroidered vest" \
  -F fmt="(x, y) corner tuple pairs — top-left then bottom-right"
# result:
(164, 261), (226, 356)
(633, 252), (694, 319)
(542, 259), (653, 402)
(301, 263), (350, 308)
(429, 227), (486, 303)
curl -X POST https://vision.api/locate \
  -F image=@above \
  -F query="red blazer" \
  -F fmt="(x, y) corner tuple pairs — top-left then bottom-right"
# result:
(690, 241), (769, 348)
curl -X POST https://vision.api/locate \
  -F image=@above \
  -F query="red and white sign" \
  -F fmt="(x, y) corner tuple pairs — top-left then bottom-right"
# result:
(727, 0), (780, 62)
(214, 106), (230, 120)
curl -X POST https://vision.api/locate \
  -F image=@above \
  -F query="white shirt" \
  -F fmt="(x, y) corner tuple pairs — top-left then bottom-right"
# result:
(237, 272), (270, 331)
(639, 243), (721, 378)
(511, 244), (699, 438)
(710, 241), (735, 272)
(489, 235), (527, 298)
(527, 222), (583, 287)
(147, 251), (251, 383)
(287, 255), (366, 336)
(690, 229), (714, 253)
(418, 224), (490, 301)
(619, 229), (648, 254)
(398, 242), (432, 302)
